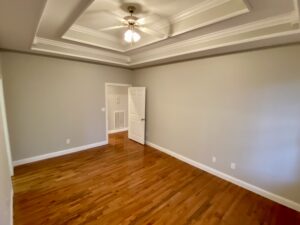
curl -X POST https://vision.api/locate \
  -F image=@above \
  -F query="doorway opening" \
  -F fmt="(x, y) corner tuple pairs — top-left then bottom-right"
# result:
(105, 83), (131, 143)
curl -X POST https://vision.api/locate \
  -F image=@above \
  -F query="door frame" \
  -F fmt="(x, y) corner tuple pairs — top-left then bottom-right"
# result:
(0, 79), (13, 176)
(105, 83), (132, 142)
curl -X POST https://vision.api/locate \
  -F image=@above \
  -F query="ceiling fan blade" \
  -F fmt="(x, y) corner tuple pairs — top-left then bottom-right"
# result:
(136, 13), (162, 26)
(99, 25), (126, 31)
(139, 27), (166, 39)
(104, 11), (128, 24)
(136, 17), (155, 26)
(87, 11), (127, 24)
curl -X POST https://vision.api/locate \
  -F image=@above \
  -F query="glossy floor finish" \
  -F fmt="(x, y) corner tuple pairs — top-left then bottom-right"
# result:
(14, 132), (300, 225)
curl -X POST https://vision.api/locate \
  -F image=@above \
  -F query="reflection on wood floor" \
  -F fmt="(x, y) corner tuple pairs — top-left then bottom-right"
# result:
(13, 132), (300, 225)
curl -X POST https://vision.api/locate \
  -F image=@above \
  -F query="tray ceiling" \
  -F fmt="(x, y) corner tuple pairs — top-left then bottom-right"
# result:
(62, 0), (250, 52)
(1, 0), (300, 68)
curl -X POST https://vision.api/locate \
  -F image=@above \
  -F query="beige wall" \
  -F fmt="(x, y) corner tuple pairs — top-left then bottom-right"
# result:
(107, 85), (129, 131)
(2, 52), (132, 160)
(0, 53), (13, 225)
(133, 45), (300, 204)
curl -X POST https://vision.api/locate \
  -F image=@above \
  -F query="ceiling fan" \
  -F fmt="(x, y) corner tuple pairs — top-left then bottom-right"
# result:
(99, 6), (166, 43)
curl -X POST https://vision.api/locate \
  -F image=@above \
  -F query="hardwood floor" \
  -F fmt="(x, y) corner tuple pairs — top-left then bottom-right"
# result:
(13, 132), (300, 225)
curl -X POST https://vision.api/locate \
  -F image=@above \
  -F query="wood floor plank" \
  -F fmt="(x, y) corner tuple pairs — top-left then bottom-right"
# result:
(13, 132), (300, 225)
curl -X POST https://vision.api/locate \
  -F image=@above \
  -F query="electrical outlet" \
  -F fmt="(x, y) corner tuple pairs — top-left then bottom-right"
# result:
(230, 163), (236, 170)
(101, 107), (106, 112)
(212, 156), (217, 163)
(66, 138), (71, 144)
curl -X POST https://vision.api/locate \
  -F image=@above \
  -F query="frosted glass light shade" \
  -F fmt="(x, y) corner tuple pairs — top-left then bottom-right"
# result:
(124, 29), (141, 43)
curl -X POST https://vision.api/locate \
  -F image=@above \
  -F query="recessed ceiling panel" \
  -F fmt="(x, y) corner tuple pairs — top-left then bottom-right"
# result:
(62, 0), (250, 52)
(26, 0), (300, 68)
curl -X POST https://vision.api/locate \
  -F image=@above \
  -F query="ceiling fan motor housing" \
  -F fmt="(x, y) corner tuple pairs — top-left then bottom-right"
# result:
(125, 6), (138, 25)
(124, 15), (138, 25)
(128, 6), (136, 14)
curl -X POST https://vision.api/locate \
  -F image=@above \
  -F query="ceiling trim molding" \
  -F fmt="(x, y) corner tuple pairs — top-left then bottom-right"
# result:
(59, 0), (95, 38)
(32, 37), (129, 65)
(293, 0), (300, 22)
(62, 24), (125, 53)
(29, 0), (48, 49)
(63, 0), (250, 53)
(152, 0), (250, 36)
(32, 11), (300, 68)
(31, 46), (128, 67)
(126, 8), (248, 52)
(61, 0), (250, 53)
(130, 29), (300, 67)
(33, 37), (126, 60)
(65, 26), (163, 54)
(139, 12), (295, 55)
(241, 0), (252, 10)
(170, 0), (231, 23)
(171, 7), (250, 36)
(62, 35), (126, 53)
(129, 12), (298, 65)
(126, 2), (250, 51)
(29, 0), (300, 68)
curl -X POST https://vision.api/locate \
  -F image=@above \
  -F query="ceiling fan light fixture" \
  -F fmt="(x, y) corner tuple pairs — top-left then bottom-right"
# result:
(124, 29), (141, 43)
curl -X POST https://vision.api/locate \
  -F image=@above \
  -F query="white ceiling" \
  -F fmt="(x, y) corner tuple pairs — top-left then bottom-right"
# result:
(63, 0), (251, 52)
(0, 0), (300, 68)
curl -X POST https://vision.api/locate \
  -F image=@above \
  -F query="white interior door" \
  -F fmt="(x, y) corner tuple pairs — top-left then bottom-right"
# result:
(128, 87), (146, 144)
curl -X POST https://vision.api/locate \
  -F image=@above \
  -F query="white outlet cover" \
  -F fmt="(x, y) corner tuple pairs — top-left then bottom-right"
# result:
(66, 138), (71, 144)
(230, 163), (236, 170)
(101, 107), (106, 112)
(212, 156), (216, 163)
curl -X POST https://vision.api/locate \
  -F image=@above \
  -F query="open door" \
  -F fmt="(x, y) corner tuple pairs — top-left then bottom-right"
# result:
(128, 87), (146, 144)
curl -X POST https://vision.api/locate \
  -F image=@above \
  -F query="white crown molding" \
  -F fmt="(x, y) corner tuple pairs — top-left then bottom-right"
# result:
(29, 0), (48, 48)
(146, 141), (300, 212)
(170, 12), (294, 51)
(33, 37), (126, 60)
(153, 0), (250, 36)
(13, 140), (108, 167)
(31, 46), (129, 67)
(124, 9), (250, 52)
(129, 12), (298, 65)
(171, 7), (250, 37)
(60, 0), (249, 53)
(64, 25), (165, 53)
(30, 1), (300, 68)
(176, 12), (295, 50)
(64, 25), (163, 53)
(32, 37), (130, 66)
(62, 34), (126, 53)
(293, 0), (300, 22)
(170, 0), (231, 24)
(131, 29), (300, 67)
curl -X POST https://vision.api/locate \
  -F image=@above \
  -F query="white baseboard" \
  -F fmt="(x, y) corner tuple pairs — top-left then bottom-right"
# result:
(10, 188), (13, 225)
(108, 128), (128, 134)
(13, 140), (108, 167)
(146, 141), (300, 212)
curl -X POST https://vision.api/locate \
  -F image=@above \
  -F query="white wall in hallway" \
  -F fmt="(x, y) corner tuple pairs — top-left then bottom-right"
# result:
(107, 85), (129, 132)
